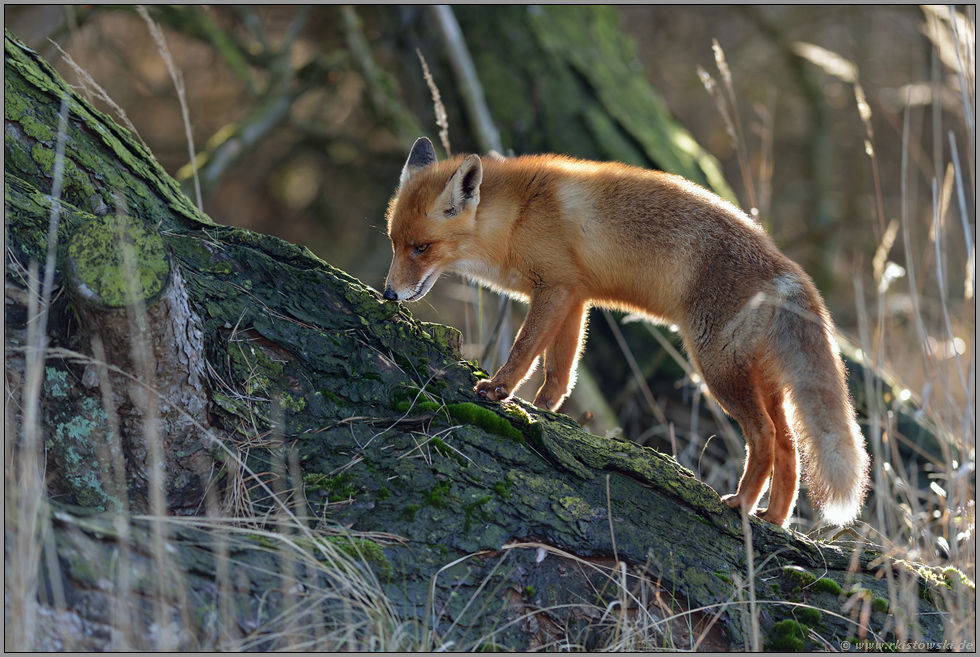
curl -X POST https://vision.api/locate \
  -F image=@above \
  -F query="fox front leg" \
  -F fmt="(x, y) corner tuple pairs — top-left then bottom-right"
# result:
(532, 300), (588, 410)
(475, 287), (580, 404)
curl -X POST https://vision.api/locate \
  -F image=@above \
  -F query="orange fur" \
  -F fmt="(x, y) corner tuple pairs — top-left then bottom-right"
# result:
(383, 137), (870, 527)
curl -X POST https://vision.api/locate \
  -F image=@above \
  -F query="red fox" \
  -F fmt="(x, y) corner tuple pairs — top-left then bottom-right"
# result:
(383, 137), (869, 527)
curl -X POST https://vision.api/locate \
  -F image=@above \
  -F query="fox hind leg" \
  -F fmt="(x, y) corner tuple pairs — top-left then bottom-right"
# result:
(705, 365), (778, 518)
(755, 390), (799, 527)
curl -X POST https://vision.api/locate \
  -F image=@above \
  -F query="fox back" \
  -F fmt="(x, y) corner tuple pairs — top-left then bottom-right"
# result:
(383, 137), (869, 527)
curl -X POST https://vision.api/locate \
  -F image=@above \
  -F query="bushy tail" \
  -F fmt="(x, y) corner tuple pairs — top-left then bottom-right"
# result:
(770, 279), (870, 526)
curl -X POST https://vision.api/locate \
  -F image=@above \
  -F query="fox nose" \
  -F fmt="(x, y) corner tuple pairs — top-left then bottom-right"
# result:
(383, 287), (398, 301)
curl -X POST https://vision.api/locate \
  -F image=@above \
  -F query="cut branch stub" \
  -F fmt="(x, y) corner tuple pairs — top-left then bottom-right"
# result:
(66, 213), (212, 514)
(66, 213), (171, 309)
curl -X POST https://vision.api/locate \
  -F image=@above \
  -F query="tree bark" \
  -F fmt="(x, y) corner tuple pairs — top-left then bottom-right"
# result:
(4, 29), (963, 652)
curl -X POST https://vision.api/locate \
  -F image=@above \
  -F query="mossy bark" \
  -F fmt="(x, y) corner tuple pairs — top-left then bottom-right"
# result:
(4, 29), (964, 651)
(452, 5), (735, 202)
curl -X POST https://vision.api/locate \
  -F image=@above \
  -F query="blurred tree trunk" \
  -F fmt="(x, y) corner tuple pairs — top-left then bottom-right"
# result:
(5, 29), (960, 653)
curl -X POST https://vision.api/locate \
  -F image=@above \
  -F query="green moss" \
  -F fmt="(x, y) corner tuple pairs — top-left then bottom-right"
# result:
(403, 504), (420, 520)
(871, 597), (889, 613)
(714, 571), (732, 585)
(247, 533), (281, 551)
(555, 495), (592, 522)
(770, 619), (806, 652)
(325, 536), (392, 579)
(894, 558), (950, 601)
(797, 607), (822, 625)
(429, 436), (453, 458)
(501, 403), (534, 426)
(279, 392), (306, 412)
(31, 142), (55, 174)
(465, 495), (492, 511)
(446, 402), (524, 442)
(493, 478), (514, 499)
(376, 486), (390, 500)
(304, 472), (356, 502)
(942, 566), (976, 593)
(426, 481), (452, 509)
(17, 113), (54, 142)
(525, 585), (536, 597)
(783, 565), (817, 587)
(226, 337), (285, 401)
(463, 494), (493, 530)
(320, 389), (344, 406)
(391, 399), (525, 443)
(813, 577), (842, 595)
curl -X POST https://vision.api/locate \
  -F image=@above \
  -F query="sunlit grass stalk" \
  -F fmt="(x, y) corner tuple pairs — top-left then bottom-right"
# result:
(6, 93), (69, 651)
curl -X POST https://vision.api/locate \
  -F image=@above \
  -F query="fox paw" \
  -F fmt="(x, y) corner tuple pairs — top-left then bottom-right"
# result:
(755, 508), (789, 527)
(532, 391), (564, 410)
(720, 494), (745, 510)
(475, 379), (511, 402)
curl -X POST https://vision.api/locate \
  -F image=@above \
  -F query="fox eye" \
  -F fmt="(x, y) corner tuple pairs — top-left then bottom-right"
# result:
(413, 243), (430, 254)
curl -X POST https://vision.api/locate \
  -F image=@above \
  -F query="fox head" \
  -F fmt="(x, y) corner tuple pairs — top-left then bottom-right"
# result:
(383, 137), (483, 302)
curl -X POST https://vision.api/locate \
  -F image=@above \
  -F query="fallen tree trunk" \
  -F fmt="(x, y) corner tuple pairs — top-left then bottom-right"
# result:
(4, 29), (966, 651)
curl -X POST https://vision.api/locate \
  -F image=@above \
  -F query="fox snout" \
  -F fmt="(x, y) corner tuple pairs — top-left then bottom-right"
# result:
(382, 263), (441, 302)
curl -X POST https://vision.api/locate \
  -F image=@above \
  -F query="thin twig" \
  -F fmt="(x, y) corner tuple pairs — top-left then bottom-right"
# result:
(602, 310), (670, 434)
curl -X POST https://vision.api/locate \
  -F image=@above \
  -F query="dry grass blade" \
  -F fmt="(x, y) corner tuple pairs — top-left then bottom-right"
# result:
(136, 5), (202, 211)
(417, 48), (451, 157)
(49, 40), (148, 149)
(710, 39), (758, 216)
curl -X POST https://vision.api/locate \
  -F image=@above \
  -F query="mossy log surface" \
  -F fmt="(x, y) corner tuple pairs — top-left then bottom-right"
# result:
(4, 29), (964, 651)
(454, 5), (734, 202)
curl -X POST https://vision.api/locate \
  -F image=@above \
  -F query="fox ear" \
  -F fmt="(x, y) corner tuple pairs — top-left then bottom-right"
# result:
(400, 137), (438, 186)
(438, 154), (483, 218)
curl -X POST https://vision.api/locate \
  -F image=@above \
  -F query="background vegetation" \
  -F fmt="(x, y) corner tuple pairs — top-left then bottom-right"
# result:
(5, 4), (974, 650)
